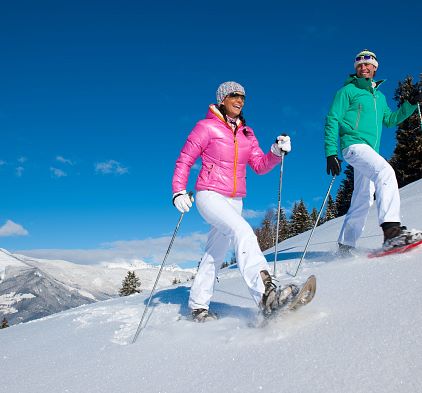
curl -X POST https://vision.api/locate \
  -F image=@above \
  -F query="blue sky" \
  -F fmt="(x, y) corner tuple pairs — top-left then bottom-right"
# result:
(1, 0), (421, 267)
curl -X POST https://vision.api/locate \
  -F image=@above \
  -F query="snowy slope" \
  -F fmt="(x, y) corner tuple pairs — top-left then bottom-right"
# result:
(1, 179), (422, 393)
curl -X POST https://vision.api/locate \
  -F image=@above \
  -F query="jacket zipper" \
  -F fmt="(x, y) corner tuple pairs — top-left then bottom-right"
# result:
(355, 104), (362, 129)
(214, 105), (240, 197)
(373, 93), (379, 150)
(231, 131), (238, 197)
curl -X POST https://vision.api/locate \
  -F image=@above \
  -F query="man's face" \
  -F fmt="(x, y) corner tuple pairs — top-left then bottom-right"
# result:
(356, 63), (377, 79)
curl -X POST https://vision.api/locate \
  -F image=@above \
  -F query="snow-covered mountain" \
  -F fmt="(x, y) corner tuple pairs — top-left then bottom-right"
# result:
(1, 179), (421, 393)
(0, 249), (196, 325)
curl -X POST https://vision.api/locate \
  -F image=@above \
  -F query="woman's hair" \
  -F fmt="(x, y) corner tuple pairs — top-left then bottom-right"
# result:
(218, 104), (251, 136)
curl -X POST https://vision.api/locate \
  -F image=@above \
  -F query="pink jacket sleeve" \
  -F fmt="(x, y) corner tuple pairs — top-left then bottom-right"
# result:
(172, 122), (209, 194)
(247, 131), (281, 174)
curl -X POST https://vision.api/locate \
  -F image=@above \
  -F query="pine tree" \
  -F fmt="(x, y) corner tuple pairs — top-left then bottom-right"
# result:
(1, 317), (9, 329)
(310, 207), (319, 226)
(289, 200), (312, 236)
(276, 207), (290, 241)
(119, 271), (141, 296)
(324, 195), (338, 222)
(335, 164), (354, 217)
(255, 208), (276, 251)
(389, 75), (422, 187)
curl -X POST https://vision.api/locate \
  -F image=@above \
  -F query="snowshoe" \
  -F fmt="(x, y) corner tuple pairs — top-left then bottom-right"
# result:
(191, 308), (218, 323)
(261, 275), (317, 319)
(287, 275), (317, 311)
(382, 227), (422, 251)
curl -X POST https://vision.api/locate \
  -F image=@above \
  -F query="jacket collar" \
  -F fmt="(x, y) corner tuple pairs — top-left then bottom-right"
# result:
(344, 74), (385, 93)
(207, 104), (243, 129)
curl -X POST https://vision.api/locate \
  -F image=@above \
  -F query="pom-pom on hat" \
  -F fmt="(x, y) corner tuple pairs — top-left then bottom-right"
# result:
(216, 81), (245, 105)
(354, 49), (379, 69)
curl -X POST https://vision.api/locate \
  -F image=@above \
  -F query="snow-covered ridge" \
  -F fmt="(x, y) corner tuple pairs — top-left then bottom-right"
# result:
(0, 247), (196, 325)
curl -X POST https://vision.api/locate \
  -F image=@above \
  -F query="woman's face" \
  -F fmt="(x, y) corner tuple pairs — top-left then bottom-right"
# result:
(222, 92), (245, 118)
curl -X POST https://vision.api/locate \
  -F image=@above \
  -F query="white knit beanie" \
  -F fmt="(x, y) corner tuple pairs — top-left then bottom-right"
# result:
(216, 81), (245, 105)
(354, 49), (379, 69)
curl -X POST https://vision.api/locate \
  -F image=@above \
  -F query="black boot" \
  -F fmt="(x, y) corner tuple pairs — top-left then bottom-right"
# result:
(381, 222), (402, 242)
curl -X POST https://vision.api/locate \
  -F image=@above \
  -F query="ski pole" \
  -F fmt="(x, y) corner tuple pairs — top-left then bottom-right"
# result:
(273, 152), (285, 277)
(132, 193), (192, 344)
(290, 176), (336, 277)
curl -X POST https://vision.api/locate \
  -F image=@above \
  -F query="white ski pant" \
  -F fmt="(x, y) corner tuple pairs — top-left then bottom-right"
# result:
(189, 190), (270, 310)
(338, 144), (401, 247)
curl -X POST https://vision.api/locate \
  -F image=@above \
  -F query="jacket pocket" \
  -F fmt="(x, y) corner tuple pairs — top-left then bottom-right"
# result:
(199, 163), (214, 181)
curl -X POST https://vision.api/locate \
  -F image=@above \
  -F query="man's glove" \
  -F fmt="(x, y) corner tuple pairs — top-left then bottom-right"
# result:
(408, 89), (422, 105)
(172, 190), (194, 213)
(271, 134), (291, 156)
(326, 155), (342, 176)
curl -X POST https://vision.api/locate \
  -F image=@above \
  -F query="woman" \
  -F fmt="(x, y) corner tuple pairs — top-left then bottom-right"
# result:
(172, 81), (295, 322)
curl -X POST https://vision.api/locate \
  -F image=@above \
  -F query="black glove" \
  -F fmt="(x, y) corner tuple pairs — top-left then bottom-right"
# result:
(326, 155), (342, 176)
(408, 90), (422, 105)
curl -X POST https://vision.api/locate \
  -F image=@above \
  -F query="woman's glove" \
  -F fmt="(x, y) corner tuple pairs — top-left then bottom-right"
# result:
(271, 134), (291, 156)
(172, 190), (194, 213)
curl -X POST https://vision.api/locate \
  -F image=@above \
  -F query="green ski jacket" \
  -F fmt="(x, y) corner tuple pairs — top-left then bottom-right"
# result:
(324, 75), (416, 157)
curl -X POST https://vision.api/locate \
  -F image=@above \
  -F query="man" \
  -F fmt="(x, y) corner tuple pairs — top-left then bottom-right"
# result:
(324, 49), (422, 254)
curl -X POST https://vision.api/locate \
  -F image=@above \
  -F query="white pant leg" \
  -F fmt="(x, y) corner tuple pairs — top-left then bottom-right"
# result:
(339, 144), (401, 247)
(338, 169), (375, 247)
(188, 226), (231, 310)
(191, 190), (270, 309)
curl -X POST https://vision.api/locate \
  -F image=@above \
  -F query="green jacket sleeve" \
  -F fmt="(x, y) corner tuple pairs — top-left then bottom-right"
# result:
(324, 87), (350, 157)
(382, 99), (417, 128)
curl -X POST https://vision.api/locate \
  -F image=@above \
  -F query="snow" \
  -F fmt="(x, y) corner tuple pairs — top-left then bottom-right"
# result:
(0, 292), (36, 314)
(1, 179), (422, 393)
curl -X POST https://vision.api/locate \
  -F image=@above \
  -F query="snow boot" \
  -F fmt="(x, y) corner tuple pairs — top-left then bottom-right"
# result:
(382, 224), (422, 251)
(191, 308), (218, 323)
(337, 243), (355, 258)
(260, 270), (299, 317)
(260, 270), (278, 316)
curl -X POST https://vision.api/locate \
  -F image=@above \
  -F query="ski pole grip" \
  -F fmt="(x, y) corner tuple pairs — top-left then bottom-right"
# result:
(188, 191), (194, 201)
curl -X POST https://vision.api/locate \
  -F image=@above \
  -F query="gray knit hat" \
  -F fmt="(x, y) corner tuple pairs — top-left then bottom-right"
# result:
(216, 81), (245, 105)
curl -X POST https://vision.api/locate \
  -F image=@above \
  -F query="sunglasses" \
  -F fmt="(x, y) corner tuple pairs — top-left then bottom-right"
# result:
(227, 92), (245, 100)
(355, 55), (376, 61)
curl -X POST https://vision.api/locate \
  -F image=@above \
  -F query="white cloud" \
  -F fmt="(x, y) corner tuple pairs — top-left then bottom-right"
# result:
(0, 220), (29, 237)
(95, 160), (128, 175)
(18, 232), (208, 267)
(56, 156), (74, 165)
(15, 166), (24, 177)
(50, 167), (67, 178)
(242, 209), (265, 219)
(17, 156), (27, 164)
(0, 160), (6, 166)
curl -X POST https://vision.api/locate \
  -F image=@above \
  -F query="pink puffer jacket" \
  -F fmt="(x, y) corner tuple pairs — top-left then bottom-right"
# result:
(172, 105), (281, 198)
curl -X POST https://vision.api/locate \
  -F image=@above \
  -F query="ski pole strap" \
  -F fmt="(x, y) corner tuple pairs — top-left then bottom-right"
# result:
(172, 191), (194, 206)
